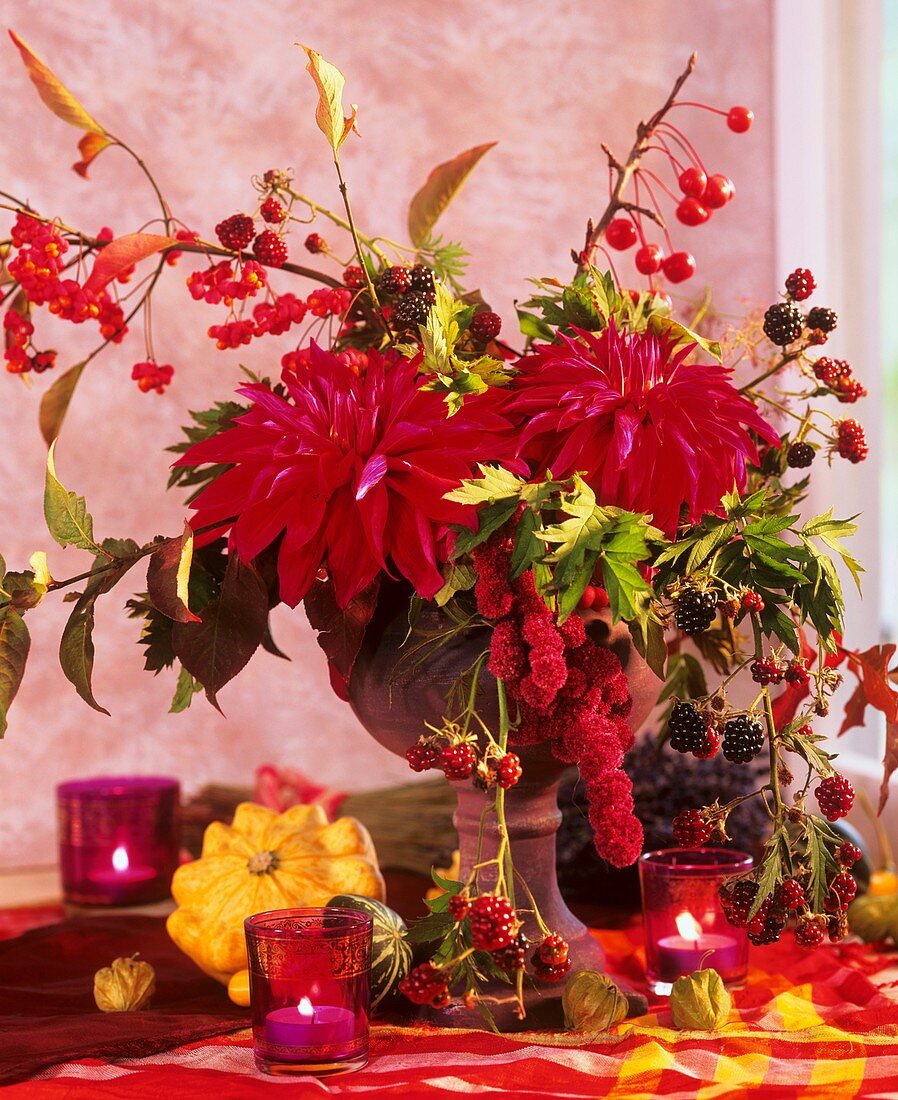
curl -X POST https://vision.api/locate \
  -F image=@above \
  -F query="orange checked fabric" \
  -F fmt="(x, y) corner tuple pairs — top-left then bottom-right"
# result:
(6, 920), (898, 1099)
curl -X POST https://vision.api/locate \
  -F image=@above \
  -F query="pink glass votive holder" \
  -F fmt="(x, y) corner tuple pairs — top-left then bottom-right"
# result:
(57, 776), (180, 907)
(639, 847), (753, 995)
(245, 907), (373, 1076)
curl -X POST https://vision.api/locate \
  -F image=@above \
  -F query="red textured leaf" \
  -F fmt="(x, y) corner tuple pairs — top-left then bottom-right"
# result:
(171, 555), (268, 711)
(843, 644), (898, 724)
(838, 679), (869, 737)
(146, 523), (200, 624)
(303, 575), (380, 691)
(84, 233), (177, 294)
(73, 132), (112, 178)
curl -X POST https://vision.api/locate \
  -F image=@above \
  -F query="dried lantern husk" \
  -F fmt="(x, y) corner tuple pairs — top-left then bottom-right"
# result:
(93, 954), (156, 1012)
(562, 970), (629, 1031)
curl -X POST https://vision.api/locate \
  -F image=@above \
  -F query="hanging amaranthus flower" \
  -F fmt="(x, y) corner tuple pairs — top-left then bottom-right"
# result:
(177, 344), (515, 607)
(509, 322), (778, 534)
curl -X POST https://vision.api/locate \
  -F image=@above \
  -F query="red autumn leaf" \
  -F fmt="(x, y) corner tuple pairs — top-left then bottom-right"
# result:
(146, 523), (200, 624)
(772, 628), (845, 729)
(842, 644), (898, 725)
(838, 679), (869, 737)
(84, 233), (178, 294)
(880, 718), (898, 813)
(73, 132), (112, 178)
(303, 574), (380, 693)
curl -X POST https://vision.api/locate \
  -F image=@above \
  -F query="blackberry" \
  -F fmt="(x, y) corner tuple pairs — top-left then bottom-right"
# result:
(492, 931), (529, 973)
(763, 301), (803, 346)
(378, 265), (411, 295)
(448, 893), (470, 921)
(785, 268), (816, 301)
(537, 934), (570, 966)
(532, 957), (572, 983)
(837, 842), (862, 867)
(399, 963), (449, 1006)
(748, 910), (786, 946)
(787, 441), (815, 468)
(830, 871), (857, 907)
(720, 878), (758, 928)
(440, 743), (477, 780)
(806, 306), (837, 333)
(470, 311), (502, 343)
(393, 288), (435, 330)
(674, 587), (718, 635)
(722, 714), (765, 763)
(776, 878), (806, 910)
(342, 265), (366, 288)
(406, 744), (440, 772)
(253, 230), (287, 267)
(496, 752), (522, 789)
(408, 263), (435, 293)
(667, 701), (707, 754)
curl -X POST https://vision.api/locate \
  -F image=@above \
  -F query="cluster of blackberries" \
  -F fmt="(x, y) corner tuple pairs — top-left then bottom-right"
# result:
(377, 263), (437, 330)
(763, 268), (838, 347)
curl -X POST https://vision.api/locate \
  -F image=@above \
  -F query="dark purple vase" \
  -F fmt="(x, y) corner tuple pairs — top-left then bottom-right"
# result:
(348, 583), (658, 1028)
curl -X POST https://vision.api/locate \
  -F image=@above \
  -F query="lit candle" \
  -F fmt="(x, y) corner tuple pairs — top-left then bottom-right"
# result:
(265, 997), (357, 1051)
(87, 845), (156, 888)
(656, 911), (741, 980)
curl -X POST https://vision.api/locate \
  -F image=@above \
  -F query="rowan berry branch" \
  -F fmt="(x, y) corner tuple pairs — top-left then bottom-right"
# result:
(574, 52), (697, 276)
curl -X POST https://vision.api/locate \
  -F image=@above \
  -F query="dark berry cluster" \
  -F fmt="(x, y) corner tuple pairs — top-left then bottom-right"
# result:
(787, 441), (815, 468)
(673, 586), (718, 635)
(763, 301), (803, 346)
(667, 701), (707, 754)
(721, 714), (765, 763)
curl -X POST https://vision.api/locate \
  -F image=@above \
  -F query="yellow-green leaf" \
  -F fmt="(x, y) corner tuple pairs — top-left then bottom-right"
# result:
(408, 143), (496, 247)
(28, 551), (53, 588)
(39, 361), (86, 446)
(300, 46), (358, 156)
(0, 606), (30, 737)
(44, 441), (101, 553)
(59, 594), (109, 715)
(9, 30), (106, 135)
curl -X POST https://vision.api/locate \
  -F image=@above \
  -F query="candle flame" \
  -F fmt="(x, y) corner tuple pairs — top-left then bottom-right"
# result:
(297, 997), (314, 1019)
(111, 846), (129, 872)
(675, 911), (703, 942)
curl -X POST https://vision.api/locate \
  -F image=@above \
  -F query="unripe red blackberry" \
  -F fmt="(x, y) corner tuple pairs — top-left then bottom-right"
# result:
(469, 895), (517, 951)
(537, 933), (570, 966)
(750, 657), (784, 685)
(440, 743), (477, 780)
(342, 265), (366, 288)
(763, 301), (803, 346)
(693, 724), (722, 760)
(722, 714), (765, 764)
(748, 909), (787, 946)
(720, 878), (758, 928)
(784, 662), (810, 688)
(785, 268), (816, 302)
(399, 962), (449, 1005)
(215, 213), (255, 251)
(806, 306), (837, 333)
(532, 956), (572, 983)
(837, 841), (862, 867)
(496, 752), (522, 789)
(834, 377), (867, 404)
(674, 587), (718, 635)
(741, 590), (765, 613)
(794, 914), (827, 949)
(448, 893), (471, 921)
(787, 441), (815, 468)
(812, 357), (850, 385)
(830, 870), (857, 907)
(667, 701), (707, 754)
(406, 743), (440, 772)
(672, 808), (713, 847)
(304, 232), (327, 254)
(253, 230), (288, 267)
(378, 265), (411, 295)
(470, 311), (502, 343)
(492, 930), (529, 973)
(776, 878), (806, 911)
(260, 197), (287, 224)
(815, 774), (855, 821)
(835, 419), (868, 463)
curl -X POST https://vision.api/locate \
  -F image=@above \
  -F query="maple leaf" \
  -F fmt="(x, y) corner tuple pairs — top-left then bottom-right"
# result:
(839, 643), (898, 811)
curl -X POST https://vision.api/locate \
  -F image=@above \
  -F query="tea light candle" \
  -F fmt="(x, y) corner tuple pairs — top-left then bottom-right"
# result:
(656, 911), (741, 977)
(86, 845), (157, 888)
(265, 997), (356, 1049)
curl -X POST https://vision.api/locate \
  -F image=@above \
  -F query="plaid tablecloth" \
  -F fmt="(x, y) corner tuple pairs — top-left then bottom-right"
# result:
(5, 920), (898, 1099)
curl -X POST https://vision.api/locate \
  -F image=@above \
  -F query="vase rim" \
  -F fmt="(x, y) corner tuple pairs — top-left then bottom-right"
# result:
(638, 847), (753, 875)
(245, 906), (373, 940)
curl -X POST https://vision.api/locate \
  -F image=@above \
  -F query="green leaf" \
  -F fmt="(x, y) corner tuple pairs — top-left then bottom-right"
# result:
(445, 465), (524, 505)
(39, 361), (86, 446)
(407, 143), (497, 247)
(451, 499), (519, 558)
(434, 561), (477, 607)
(684, 521), (738, 575)
(0, 606), (30, 736)
(59, 594), (108, 715)
(628, 611), (667, 680)
(169, 665), (201, 713)
(171, 554), (270, 710)
(404, 912), (456, 943)
(805, 816), (839, 911)
(647, 313), (722, 361)
(44, 441), (101, 553)
(301, 47), (359, 156)
(509, 507), (542, 579)
(748, 831), (787, 921)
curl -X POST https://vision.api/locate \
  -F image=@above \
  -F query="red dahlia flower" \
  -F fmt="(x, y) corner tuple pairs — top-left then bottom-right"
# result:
(177, 344), (514, 607)
(509, 323), (778, 534)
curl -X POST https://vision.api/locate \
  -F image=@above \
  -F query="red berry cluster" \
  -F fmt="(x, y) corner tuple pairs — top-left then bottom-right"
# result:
(342, 265), (366, 288)
(3, 214), (127, 373)
(187, 260), (267, 305)
(405, 736), (522, 792)
(531, 933), (572, 983)
(399, 962), (450, 1007)
(811, 357), (867, 404)
(131, 360), (174, 394)
(207, 292), (309, 349)
(814, 773), (855, 821)
(304, 232), (328, 254)
(475, 537), (642, 868)
(470, 311), (502, 344)
(215, 211), (290, 268)
(834, 419), (868, 464)
(672, 808), (713, 847)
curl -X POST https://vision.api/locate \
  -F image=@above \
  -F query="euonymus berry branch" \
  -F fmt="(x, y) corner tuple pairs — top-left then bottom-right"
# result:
(1, 30), (896, 1020)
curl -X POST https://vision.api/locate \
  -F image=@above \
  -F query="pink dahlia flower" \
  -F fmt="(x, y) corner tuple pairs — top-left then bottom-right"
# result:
(177, 344), (515, 607)
(509, 323), (778, 534)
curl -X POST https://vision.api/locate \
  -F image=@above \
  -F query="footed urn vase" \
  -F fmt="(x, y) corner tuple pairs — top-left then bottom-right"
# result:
(348, 583), (658, 1028)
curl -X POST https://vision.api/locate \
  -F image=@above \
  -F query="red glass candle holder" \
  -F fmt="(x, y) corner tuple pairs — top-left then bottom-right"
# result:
(245, 907), (373, 1076)
(639, 847), (753, 995)
(57, 776), (180, 907)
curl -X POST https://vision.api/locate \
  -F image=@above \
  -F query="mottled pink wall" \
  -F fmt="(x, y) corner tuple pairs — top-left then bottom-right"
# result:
(0, 0), (775, 867)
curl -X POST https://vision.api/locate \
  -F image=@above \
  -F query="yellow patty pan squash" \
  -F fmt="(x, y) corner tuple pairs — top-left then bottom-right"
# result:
(167, 801), (385, 986)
